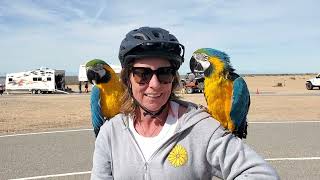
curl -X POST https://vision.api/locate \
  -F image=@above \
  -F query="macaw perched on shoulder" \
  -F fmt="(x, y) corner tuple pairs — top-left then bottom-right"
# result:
(86, 59), (124, 137)
(190, 48), (250, 139)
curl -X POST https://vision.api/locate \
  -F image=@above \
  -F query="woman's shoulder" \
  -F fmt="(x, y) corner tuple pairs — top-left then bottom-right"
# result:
(173, 99), (210, 118)
(100, 113), (128, 132)
(173, 99), (224, 132)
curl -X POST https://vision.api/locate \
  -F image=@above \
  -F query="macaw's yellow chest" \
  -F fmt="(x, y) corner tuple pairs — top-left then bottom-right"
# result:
(204, 76), (235, 131)
(97, 82), (123, 119)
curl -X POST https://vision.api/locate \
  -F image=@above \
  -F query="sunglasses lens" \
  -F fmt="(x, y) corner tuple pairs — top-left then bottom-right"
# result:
(157, 67), (175, 84)
(132, 68), (153, 84)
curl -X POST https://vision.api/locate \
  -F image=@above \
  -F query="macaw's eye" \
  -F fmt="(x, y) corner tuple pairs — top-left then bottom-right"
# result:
(193, 53), (208, 62)
(88, 64), (104, 71)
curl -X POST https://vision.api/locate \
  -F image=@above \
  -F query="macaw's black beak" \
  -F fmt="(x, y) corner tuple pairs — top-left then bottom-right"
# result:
(86, 69), (100, 84)
(190, 56), (204, 73)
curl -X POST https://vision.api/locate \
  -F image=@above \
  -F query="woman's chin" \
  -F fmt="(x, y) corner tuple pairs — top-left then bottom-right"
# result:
(143, 102), (166, 112)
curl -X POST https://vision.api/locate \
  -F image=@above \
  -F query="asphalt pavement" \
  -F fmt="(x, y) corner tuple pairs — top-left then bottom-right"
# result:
(1, 121), (320, 180)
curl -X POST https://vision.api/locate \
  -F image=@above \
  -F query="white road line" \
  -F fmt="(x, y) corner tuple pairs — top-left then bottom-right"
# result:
(1, 121), (319, 138)
(0, 129), (92, 138)
(7, 157), (320, 179)
(9, 157), (320, 180)
(249, 120), (320, 124)
(266, 157), (320, 161)
(8, 171), (91, 180)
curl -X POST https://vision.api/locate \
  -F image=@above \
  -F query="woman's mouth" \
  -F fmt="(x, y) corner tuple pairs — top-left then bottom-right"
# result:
(144, 93), (162, 98)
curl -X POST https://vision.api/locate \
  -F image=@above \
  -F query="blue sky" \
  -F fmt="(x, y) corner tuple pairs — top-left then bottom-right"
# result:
(0, 0), (319, 75)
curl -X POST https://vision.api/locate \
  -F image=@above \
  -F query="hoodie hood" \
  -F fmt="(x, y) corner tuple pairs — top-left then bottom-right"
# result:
(172, 99), (212, 133)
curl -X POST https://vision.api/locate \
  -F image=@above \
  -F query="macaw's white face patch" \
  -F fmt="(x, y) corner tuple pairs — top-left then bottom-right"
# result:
(193, 53), (211, 72)
(193, 52), (208, 62)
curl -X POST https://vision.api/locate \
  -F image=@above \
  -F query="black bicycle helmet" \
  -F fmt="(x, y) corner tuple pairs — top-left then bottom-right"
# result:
(118, 27), (185, 69)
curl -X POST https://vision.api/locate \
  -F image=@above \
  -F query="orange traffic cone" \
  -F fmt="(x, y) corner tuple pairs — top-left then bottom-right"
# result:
(256, 88), (259, 94)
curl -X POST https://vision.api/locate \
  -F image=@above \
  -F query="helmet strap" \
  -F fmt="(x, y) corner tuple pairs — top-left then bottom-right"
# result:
(138, 99), (168, 118)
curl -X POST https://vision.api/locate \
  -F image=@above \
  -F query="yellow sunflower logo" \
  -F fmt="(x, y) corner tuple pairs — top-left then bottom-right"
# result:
(168, 144), (188, 167)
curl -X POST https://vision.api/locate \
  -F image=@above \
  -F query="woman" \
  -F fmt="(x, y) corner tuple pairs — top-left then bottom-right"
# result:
(91, 27), (279, 180)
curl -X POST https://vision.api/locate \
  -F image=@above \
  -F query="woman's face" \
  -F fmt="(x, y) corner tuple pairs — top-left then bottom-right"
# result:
(129, 58), (174, 112)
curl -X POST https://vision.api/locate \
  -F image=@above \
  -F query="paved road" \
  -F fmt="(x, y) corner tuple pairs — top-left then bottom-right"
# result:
(246, 122), (320, 179)
(0, 130), (95, 180)
(1, 122), (320, 180)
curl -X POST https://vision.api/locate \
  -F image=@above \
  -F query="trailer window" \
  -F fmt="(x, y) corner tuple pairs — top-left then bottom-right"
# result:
(38, 77), (42, 81)
(33, 78), (37, 81)
(9, 78), (13, 81)
(47, 77), (51, 81)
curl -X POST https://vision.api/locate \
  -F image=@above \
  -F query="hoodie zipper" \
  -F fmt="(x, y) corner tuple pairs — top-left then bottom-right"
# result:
(127, 128), (149, 180)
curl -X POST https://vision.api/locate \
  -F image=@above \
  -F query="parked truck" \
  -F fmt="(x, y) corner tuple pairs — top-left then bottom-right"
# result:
(5, 67), (66, 94)
(306, 73), (320, 90)
(180, 71), (205, 94)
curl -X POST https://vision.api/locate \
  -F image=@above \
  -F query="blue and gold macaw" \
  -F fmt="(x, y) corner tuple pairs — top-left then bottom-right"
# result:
(190, 48), (250, 139)
(86, 59), (124, 137)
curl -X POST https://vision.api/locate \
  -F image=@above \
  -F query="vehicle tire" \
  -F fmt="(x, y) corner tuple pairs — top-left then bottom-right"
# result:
(180, 87), (186, 94)
(197, 82), (204, 90)
(180, 80), (186, 87)
(37, 90), (42, 94)
(197, 82), (204, 93)
(186, 88), (193, 94)
(306, 82), (313, 90)
(31, 89), (35, 94)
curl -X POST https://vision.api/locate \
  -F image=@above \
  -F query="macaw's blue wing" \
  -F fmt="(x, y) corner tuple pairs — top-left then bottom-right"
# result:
(230, 76), (251, 138)
(90, 85), (105, 137)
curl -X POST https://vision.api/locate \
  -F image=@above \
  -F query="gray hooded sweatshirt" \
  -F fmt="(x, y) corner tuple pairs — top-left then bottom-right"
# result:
(91, 101), (279, 180)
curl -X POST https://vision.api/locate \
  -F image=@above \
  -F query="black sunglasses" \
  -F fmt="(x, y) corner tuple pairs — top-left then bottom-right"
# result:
(131, 67), (176, 84)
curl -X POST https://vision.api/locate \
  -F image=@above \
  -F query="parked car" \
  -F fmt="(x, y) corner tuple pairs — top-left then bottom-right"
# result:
(180, 71), (204, 94)
(306, 73), (320, 90)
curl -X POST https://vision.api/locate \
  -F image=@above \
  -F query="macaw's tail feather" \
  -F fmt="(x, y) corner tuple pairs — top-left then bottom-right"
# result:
(234, 121), (248, 139)
(91, 86), (107, 137)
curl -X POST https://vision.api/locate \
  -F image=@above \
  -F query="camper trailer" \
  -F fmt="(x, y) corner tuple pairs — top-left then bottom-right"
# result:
(5, 67), (66, 94)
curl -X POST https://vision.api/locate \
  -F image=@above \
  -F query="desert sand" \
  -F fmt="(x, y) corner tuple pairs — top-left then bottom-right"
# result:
(0, 75), (319, 135)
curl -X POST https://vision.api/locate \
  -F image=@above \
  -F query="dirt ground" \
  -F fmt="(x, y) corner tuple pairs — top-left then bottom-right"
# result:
(1, 75), (319, 135)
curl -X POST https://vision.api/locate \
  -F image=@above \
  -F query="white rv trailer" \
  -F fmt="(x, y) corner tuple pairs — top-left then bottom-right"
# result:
(5, 67), (66, 94)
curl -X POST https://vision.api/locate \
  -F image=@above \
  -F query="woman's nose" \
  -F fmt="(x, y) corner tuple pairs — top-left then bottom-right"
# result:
(148, 74), (161, 88)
